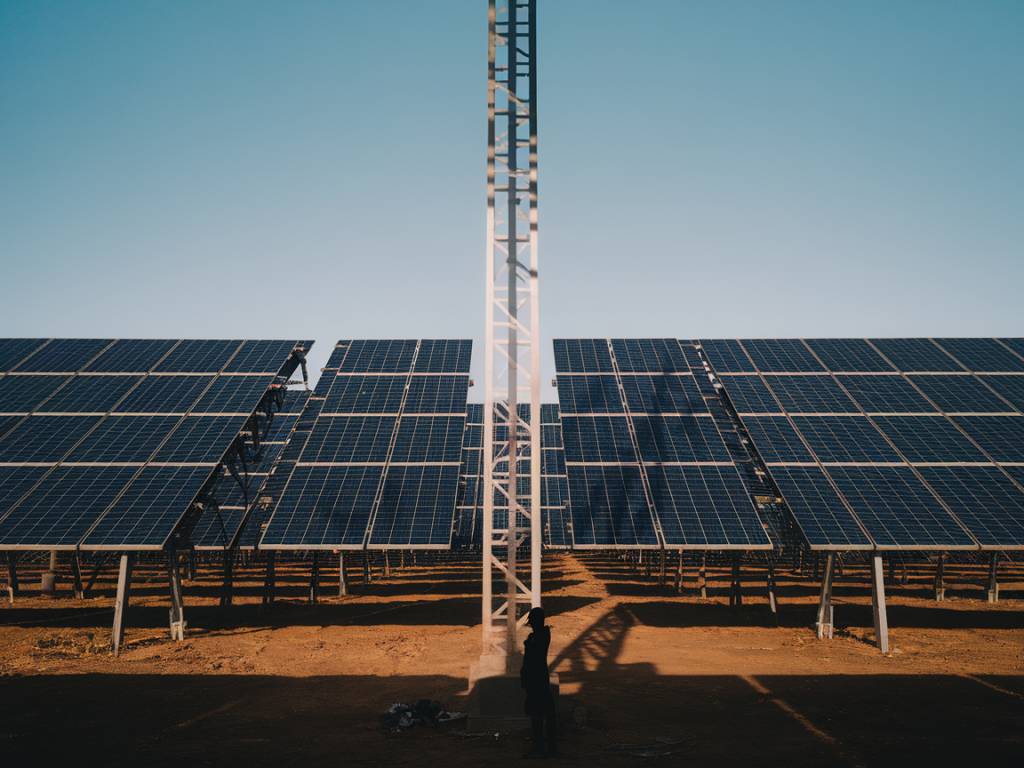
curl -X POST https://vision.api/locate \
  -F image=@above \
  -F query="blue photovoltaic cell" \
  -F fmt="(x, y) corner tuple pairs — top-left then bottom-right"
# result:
(0, 416), (101, 463)
(223, 340), (298, 373)
(192, 375), (274, 413)
(835, 375), (936, 413)
(322, 375), (406, 413)
(611, 339), (688, 373)
(934, 338), (1024, 373)
(264, 414), (299, 444)
(85, 339), (177, 373)
(980, 375), (1024, 413)
(560, 416), (636, 463)
(541, 423), (562, 447)
(953, 416), (1024, 462)
(0, 375), (71, 413)
(13, 339), (112, 373)
(999, 339), (1024, 359)
(300, 416), (395, 463)
(699, 339), (755, 373)
(621, 374), (706, 414)
(716, 376), (781, 414)
(413, 340), (472, 373)
(36, 375), (141, 413)
(153, 416), (247, 463)
(568, 465), (658, 547)
(741, 339), (825, 373)
(0, 466), (49, 518)
(740, 416), (814, 464)
(390, 416), (465, 463)
(0, 466), (138, 547)
(633, 415), (731, 463)
(791, 416), (900, 463)
(804, 339), (894, 372)
(404, 375), (470, 413)
(66, 415), (181, 463)
(81, 466), (211, 549)
(908, 375), (1012, 413)
(763, 375), (857, 413)
(336, 339), (416, 373)
(556, 375), (624, 414)
(825, 466), (973, 548)
(154, 340), (241, 373)
(869, 338), (962, 372)
(261, 465), (382, 547)
(918, 466), (1024, 547)
(114, 376), (213, 413)
(368, 465), (459, 546)
(553, 339), (614, 373)
(873, 416), (988, 463)
(540, 403), (560, 423)
(648, 465), (770, 547)
(0, 340), (48, 372)
(767, 466), (871, 547)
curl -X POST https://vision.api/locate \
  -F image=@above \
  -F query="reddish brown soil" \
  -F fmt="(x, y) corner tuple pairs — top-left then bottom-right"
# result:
(1, 553), (1022, 766)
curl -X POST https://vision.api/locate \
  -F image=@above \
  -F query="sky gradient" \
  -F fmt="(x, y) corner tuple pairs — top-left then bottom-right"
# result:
(2, 1), (1021, 395)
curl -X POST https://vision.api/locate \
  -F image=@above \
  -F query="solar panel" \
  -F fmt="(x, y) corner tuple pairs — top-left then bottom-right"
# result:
(999, 338), (1024, 358)
(0, 340), (48, 372)
(908, 375), (1013, 413)
(0, 416), (101, 463)
(556, 375), (624, 414)
(336, 339), (417, 372)
(79, 466), (212, 550)
(933, 338), (1024, 373)
(790, 416), (901, 463)
(567, 465), (658, 547)
(918, 466), (1024, 548)
(868, 338), (962, 372)
(404, 376), (470, 413)
(390, 416), (467, 463)
(872, 415), (988, 463)
(825, 466), (974, 549)
(36, 375), (142, 414)
(154, 340), (242, 373)
(804, 339), (894, 372)
(0, 466), (50, 519)
(834, 375), (936, 413)
(66, 415), (182, 463)
(224, 340), (302, 373)
(13, 339), (112, 373)
(621, 374), (706, 413)
(763, 375), (858, 413)
(367, 465), (460, 548)
(85, 339), (178, 373)
(321, 375), (406, 414)
(740, 417), (814, 464)
(153, 416), (248, 463)
(632, 415), (732, 463)
(192, 375), (276, 413)
(767, 466), (872, 548)
(553, 339), (614, 373)
(741, 339), (825, 372)
(0, 466), (138, 548)
(560, 416), (636, 463)
(699, 339), (755, 373)
(300, 416), (395, 463)
(0, 375), (70, 413)
(610, 338), (690, 372)
(113, 376), (214, 413)
(952, 416), (1024, 462)
(714, 375), (780, 414)
(979, 375), (1024, 412)
(413, 340), (473, 373)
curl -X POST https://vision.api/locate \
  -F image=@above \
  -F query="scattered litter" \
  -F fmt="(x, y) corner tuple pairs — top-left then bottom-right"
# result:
(606, 735), (693, 758)
(381, 699), (467, 733)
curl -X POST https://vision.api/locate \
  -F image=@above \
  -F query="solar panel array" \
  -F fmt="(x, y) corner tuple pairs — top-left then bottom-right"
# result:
(554, 339), (771, 550)
(703, 338), (1024, 551)
(260, 340), (471, 550)
(0, 339), (308, 551)
(453, 403), (569, 549)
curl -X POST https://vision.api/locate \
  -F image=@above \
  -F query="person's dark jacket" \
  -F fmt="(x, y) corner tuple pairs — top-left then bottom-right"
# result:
(521, 625), (553, 716)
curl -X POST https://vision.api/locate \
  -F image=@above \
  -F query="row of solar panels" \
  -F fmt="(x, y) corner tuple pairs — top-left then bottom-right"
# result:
(0, 339), (309, 551)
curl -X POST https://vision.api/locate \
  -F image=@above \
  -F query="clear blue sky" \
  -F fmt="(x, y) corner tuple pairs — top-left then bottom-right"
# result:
(2, 1), (1021, 396)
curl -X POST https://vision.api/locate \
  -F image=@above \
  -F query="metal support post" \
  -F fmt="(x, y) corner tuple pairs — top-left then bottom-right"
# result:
(729, 554), (742, 607)
(383, 550), (391, 578)
(658, 549), (666, 587)
(6, 553), (18, 598)
(933, 553), (945, 602)
(41, 549), (58, 595)
(167, 549), (186, 642)
(766, 555), (778, 615)
(987, 552), (999, 603)
(698, 554), (708, 600)
(111, 554), (134, 656)
(262, 551), (276, 609)
(338, 552), (348, 597)
(674, 550), (684, 594)
(816, 553), (834, 640)
(870, 555), (889, 653)
(220, 550), (234, 609)
(71, 552), (84, 600)
(363, 552), (372, 584)
(309, 551), (320, 604)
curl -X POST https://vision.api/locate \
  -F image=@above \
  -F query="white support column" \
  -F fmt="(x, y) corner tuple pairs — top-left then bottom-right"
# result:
(816, 552), (834, 640)
(478, 0), (541, 677)
(870, 555), (889, 654)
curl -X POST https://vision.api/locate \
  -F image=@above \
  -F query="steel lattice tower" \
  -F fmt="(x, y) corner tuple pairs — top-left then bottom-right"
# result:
(480, 0), (541, 674)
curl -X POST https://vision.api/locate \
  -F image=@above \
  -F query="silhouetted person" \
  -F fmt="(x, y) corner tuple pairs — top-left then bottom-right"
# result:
(521, 607), (557, 758)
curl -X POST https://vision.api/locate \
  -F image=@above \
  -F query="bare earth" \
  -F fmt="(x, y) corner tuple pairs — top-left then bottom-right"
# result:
(1, 553), (1022, 766)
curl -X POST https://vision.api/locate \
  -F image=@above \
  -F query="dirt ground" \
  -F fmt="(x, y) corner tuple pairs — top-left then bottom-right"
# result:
(1, 552), (1022, 767)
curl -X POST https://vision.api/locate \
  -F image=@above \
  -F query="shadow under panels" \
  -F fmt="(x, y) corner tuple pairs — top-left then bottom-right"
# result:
(0, 338), (306, 551)
(702, 338), (1024, 551)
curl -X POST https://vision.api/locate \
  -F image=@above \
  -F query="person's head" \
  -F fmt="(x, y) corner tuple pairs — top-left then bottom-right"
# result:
(527, 606), (546, 630)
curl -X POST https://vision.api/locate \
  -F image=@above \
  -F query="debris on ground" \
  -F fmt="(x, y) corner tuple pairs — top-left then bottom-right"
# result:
(381, 699), (467, 733)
